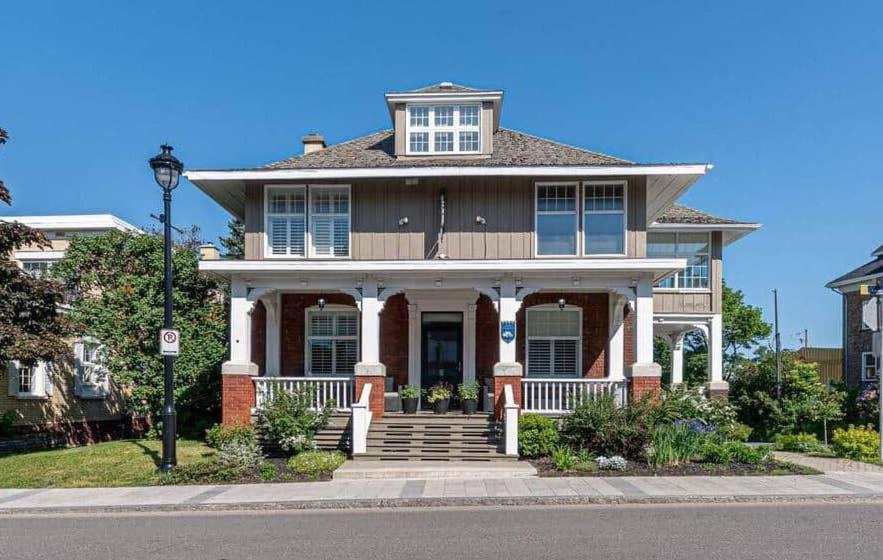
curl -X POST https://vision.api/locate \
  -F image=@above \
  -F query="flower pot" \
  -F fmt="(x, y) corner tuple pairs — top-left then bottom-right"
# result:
(461, 398), (478, 415)
(402, 397), (419, 414)
(432, 399), (450, 415)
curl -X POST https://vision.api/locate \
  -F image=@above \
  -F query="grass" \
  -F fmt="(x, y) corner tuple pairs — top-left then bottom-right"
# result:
(0, 439), (216, 488)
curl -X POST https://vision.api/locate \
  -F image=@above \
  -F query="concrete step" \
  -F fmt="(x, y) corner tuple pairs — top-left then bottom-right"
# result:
(334, 460), (534, 479)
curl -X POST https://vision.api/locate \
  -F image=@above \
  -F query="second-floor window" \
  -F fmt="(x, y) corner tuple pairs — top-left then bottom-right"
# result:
(266, 185), (350, 258)
(862, 352), (878, 382)
(584, 182), (626, 255)
(406, 104), (481, 155)
(22, 260), (52, 278)
(536, 183), (578, 256)
(648, 232), (711, 289)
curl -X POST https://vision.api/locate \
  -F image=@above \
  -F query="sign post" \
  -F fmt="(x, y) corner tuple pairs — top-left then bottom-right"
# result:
(859, 280), (883, 462)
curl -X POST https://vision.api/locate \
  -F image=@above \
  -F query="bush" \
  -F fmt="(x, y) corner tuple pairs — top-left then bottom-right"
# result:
(518, 414), (560, 457)
(648, 420), (713, 467)
(832, 425), (880, 462)
(561, 394), (655, 459)
(0, 410), (16, 439)
(288, 450), (346, 479)
(701, 441), (768, 465)
(400, 385), (420, 399)
(257, 388), (334, 455)
(551, 445), (577, 471)
(205, 423), (257, 449)
(596, 455), (628, 471)
(457, 381), (480, 400)
(260, 463), (277, 481)
(720, 422), (752, 443)
(157, 461), (242, 485)
(775, 433), (827, 454)
(218, 438), (263, 469)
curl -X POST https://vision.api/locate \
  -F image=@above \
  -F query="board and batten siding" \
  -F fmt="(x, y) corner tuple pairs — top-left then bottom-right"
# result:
(652, 231), (723, 314)
(243, 176), (647, 260)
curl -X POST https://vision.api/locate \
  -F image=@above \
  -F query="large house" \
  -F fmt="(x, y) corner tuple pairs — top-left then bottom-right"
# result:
(827, 245), (883, 387)
(188, 82), (759, 459)
(1, 214), (144, 449)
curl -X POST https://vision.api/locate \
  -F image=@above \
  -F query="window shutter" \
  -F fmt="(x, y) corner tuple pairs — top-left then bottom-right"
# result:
(7, 361), (18, 396)
(527, 340), (552, 376)
(312, 216), (333, 257)
(290, 216), (305, 256)
(74, 341), (85, 397)
(553, 340), (578, 376)
(332, 217), (349, 257)
(43, 361), (54, 397)
(310, 340), (333, 375)
(269, 218), (289, 255)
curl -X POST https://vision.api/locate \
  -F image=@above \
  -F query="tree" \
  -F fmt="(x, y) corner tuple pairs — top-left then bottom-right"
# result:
(721, 281), (771, 369)
(0, 128), (70, 365)
(51, 229), (227, 433)
(219, 219), (244, 259)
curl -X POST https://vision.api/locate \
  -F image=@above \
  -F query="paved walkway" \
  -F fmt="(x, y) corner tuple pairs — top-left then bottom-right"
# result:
(774, 451), (883, 473)
(2, 472), (883, 513)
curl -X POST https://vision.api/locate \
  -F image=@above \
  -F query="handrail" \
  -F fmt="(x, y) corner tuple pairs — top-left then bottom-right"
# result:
(351, 383), (373, 455)
(503, 384), (519, 456)
(522, 378), (628, 413)
(253, 376), (353, 411)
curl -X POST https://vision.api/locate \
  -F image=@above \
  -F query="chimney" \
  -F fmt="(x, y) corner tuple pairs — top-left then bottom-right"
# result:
(198, 243), (220, 261)
(302, 133), (326, 154)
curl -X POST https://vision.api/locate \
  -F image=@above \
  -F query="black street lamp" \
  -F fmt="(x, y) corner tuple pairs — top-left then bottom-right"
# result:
(149, 144), (183, 473)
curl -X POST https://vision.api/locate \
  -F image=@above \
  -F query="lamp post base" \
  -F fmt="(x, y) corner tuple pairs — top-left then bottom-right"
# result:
(160, 407), (177, 473)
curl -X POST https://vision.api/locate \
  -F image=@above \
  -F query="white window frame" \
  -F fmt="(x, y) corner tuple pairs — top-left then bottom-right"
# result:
(405, 104), (481, 155)
(75, 338), (111, 399)
(582, 180), (628, 257)
(20, 260), (53, 278)
(308, 184), (352, 259)
(861, 351), (878, 382)
(534, 182), (580, 258)
(304, 305), (360, 376)
(649, 231), (712, 291)
(7, 360), (51, 400)
(525, 304), (583, 378)
(264, 184), (307, 259)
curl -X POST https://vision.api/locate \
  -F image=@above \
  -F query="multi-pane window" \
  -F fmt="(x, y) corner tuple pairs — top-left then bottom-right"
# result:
(266, 186), (306, 257)
(310, 187), (350, 258)
(307, 310), (358, 375)
(526, 307), (581, 377)
(862, 352), (878, 381)
(584, 182), (625, 255)
(22, 261), (51, 278)
(76, 339), (109, 398)
(648, 232), (711, 289)
(18, 366), (34, 393)
(536, 184), (578, 256)
(406, 104), (481, 154)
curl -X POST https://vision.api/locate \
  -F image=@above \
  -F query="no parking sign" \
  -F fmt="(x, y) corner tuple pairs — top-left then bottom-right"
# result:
(160, 328), (180, 356)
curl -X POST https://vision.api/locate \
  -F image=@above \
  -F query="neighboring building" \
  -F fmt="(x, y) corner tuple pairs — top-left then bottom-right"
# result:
(187, 82), (759, 459)
(827, 245), (883, 388)
(796, 347), (843, 386)
(1, 214), (144, 449)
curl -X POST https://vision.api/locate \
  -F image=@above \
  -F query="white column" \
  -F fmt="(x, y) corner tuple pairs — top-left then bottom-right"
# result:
(464, 302), (477, 383)
(498, 276), (519, 364)
(709, 314), (724, 383)
(635, 277), (655, 364)
(670, 331), (686, 385)
(229, 278), (252, 364)
(608, 294), (626, 381)
(360, 278), (381, 364)
(263, 293), (280, 376)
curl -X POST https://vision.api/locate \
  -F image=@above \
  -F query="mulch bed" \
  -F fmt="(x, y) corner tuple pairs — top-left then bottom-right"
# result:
(530, 457), (821, 477)
(233, 457), (334, 484)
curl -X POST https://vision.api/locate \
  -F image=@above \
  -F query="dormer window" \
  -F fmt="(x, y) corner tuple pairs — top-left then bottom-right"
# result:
(406, 104), (481, 155)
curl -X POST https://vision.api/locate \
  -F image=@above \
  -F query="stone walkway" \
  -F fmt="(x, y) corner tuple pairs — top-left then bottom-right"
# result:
(774, 451), (883, 473)
(2, 471), (883, 513)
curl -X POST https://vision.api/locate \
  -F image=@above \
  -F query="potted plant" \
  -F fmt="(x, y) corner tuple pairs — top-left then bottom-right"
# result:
(400, 385), (420, 414)
(425, 382), (452, 414)
(458, 381), (480, 415)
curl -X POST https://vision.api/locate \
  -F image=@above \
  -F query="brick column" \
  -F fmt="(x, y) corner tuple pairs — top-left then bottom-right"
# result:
(493, 362), (522, 420)
(354, 363), (386, 419)
(221, 362), (258, 427)
(627, 365), (662, 402)
(705, 383), (730, 400)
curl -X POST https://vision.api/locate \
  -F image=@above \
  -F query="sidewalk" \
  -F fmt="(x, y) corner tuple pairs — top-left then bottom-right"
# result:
(2, 471), (883, 513)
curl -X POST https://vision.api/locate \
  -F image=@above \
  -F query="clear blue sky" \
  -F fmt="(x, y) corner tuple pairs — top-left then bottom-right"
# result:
(2, 1), (882, 348)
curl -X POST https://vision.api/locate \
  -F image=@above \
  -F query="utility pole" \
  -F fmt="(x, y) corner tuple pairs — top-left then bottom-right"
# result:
(804, 329), (809, 349)
(773, 289), (782, 401)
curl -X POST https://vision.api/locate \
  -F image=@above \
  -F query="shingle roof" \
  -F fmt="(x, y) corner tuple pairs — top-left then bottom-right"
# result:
(654, 205), (747, 225)
(828, 255), (883, 287)
(392, 82), (498, 94)
(264, 128), (630, 170)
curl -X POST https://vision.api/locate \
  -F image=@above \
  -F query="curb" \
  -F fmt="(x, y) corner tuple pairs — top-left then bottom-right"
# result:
(3, 493), (883, 515)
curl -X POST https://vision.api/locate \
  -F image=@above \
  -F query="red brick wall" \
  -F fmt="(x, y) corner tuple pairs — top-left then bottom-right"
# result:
(624, 304), (634, 367)
(476, 295), (499, 377)
(279, 293), (357, 376)
(222, 374), (255, 427)
(251, 300), (266, 375)
(516, 293), (609, 378)
(380, 293), (409, 389)
(629, 375), (661, 402)
(354, 375), (385, 419)
(493, 374), (522, 420)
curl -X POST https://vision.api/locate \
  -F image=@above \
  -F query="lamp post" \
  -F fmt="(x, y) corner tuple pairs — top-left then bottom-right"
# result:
(149, 144), (183, 473)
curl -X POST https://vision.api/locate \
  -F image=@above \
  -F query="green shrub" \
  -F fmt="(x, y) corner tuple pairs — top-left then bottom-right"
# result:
(400, 385), (420, 399)
(721, 422), (752, 442)
(218, 437), (263, 469)
(0, 410), (16, 439)
(257, 388), (334, 455)
(518, 414), (560, 457)
(288, 450), (346, 479)
(701, 441), (768, 465)
(550, 446), (577, 471)
(157, 461), (242, 485)
(457, 381), (480, 400)
(205, 423), (257, 449)
(647, 421), (709, 467)
(832, 425), (880, 462)
(561, 394), (655, 459)
(260, 462), (277, 481)
(775, 433), (827, 453)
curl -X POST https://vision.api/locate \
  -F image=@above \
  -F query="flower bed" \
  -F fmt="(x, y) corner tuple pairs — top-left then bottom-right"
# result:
(530, 457), (819, 477)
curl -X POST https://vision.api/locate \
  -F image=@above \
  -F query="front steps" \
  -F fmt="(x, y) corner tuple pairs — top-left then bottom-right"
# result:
(355, 413), (513, 462)
(314, 413), (352, 453)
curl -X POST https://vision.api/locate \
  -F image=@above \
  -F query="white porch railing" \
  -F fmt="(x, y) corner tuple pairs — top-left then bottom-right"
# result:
(503, 384), (519, 456)
(351, 383), (373, 455)
(522, 378), (628, 413)
(253, 376), (354, 411)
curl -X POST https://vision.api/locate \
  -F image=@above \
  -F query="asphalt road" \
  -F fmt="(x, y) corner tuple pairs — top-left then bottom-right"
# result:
(1, 503), (881, 559)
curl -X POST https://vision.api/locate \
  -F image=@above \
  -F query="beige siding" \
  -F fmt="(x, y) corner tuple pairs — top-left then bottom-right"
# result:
(244, 183), (264, 259)
(627, 176), (647, 257)
(481, 101), (494, 155)
(394, 103), (406, 156)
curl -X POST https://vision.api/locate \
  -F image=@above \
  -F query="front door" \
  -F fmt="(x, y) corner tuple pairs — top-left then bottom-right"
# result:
(421, 312), (463, 399)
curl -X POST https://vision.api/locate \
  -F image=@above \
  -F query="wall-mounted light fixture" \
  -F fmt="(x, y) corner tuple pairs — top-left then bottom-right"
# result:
(398, 216), (409, 227)
(435, 279), (443, 287)
(318, 298), (326, 311)
(405, 178), (419, 186)
(475, 215), (486, 225)
(558, 298), (566, 310)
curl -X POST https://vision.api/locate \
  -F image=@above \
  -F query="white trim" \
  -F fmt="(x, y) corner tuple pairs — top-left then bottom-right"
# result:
(405, 104), (482, 155)
(13, 251), (66, 261)
(828, 272), (883, 290)
(0, 214), (141, 233)
(263, 184), (307, 259)
(648, 231), (712, 289)
(185, 164), (710, 182)
(861, 351), (878, 382)
(582, 180), (628, 257)
(525, 304), (583, 378)
(534, 182), (580, 258)
(307, 184), (352, 259)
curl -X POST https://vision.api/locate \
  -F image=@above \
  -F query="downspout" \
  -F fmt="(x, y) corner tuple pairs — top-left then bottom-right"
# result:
(436, 188), (447, 259)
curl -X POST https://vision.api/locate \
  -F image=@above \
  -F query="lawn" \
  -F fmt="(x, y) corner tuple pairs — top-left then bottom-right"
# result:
(0, 439), (216, 488)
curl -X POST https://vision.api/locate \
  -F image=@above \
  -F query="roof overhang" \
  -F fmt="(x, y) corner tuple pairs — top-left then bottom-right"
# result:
(384, 91), (504, 130)
(0, 214), (142, 233)
(185, 164), (711, 220)
(648, 222), (762, 245)
(826, 271), (883, 291)
(200, 257), (687, 283)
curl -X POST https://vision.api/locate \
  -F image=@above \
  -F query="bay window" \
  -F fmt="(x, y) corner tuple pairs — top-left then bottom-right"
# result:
(584, 182), (626, 255)
(526, 306), (582, 377)
(648, 232), (711, 289)
(307, 308), (358, 376)
(406, 104), (481, 154)
(536, 183), (578, 256)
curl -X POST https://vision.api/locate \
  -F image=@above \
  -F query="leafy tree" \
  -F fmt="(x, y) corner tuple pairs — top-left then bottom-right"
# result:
(721, 281), (771, 369)
(0, 128), (70, 365)
(219, 220), (244, 259)
(51, 229), (227, 433)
